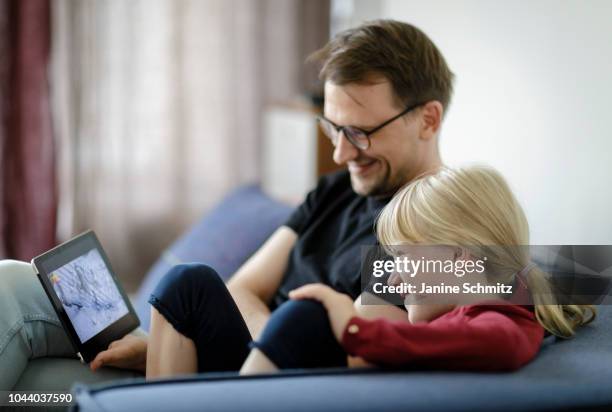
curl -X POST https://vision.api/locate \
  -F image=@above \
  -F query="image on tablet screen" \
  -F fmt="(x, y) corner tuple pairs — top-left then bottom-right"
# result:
(49, 249), (128, 343)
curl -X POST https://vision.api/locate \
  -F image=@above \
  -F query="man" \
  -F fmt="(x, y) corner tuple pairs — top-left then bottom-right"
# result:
(0, 19), (453, 386)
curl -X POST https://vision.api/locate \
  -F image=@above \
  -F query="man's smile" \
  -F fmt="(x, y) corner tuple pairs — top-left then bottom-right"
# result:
(348, 158), (379, 175)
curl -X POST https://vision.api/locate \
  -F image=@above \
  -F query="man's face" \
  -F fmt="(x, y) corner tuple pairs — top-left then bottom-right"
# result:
(323, 79), (430, 197)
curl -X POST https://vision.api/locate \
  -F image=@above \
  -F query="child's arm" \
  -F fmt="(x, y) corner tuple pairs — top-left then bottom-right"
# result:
(341, 304), (544, 371)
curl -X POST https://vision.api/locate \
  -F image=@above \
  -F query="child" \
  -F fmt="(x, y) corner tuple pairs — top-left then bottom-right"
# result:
(244, 165), (595, 373)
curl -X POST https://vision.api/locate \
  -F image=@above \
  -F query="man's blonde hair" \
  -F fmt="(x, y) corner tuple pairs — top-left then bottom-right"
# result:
(376, 165), (595, 338)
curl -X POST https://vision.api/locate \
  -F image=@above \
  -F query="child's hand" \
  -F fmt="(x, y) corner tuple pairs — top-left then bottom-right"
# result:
(289, 284), (357, 342)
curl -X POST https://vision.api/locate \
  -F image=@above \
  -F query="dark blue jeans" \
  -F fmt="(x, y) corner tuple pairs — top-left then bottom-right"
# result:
(149, 263), (346, 373)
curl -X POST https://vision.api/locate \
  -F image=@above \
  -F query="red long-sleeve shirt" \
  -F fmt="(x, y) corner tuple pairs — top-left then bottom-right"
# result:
(341, 303), (545, 371)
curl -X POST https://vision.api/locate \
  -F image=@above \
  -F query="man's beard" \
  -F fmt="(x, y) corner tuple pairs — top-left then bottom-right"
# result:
(352, 164), (407, 198)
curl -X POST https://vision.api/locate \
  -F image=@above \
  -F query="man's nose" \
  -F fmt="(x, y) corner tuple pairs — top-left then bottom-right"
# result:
(332, 131), (359, 165)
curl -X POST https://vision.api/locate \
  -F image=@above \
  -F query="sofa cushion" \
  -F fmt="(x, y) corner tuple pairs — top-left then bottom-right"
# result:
(14, 358), (141, 392)
(73, 305), (612, 412)
(133, 185), (292, 330)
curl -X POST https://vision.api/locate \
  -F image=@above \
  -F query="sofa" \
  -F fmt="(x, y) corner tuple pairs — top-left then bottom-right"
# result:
(12, 185), (612, 411)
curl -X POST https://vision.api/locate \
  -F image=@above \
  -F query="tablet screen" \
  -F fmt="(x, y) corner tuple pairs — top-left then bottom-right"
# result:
(48, 248), (129, 343)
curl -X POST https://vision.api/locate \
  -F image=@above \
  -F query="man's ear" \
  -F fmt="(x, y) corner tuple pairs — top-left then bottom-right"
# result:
(419, 101), (443, 140)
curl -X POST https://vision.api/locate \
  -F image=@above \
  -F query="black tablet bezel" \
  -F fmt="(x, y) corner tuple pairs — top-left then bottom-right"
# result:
(31, 230), (140, 363)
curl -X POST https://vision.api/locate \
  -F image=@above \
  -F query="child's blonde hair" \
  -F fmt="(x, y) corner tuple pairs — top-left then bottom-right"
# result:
(376, 165), (595, 338)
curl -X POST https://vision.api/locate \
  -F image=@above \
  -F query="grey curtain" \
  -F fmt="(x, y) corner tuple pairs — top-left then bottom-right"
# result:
(51, 0), (329, 290)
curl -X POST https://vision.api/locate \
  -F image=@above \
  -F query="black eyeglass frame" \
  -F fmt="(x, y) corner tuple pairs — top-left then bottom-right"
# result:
(316, 101), (423, 150)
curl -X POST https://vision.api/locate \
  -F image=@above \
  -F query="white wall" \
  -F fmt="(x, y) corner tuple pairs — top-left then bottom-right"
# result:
(351, 0), (612, 244)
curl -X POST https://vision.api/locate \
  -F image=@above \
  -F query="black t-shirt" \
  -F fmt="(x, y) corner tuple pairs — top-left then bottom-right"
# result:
(272, 170), (391, 309)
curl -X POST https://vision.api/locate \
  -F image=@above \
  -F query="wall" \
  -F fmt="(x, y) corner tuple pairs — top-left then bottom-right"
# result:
(351, 0), (612, 244)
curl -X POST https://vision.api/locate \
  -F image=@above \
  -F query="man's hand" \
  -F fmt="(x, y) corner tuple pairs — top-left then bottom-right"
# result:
(90, 334), (148, 373)
(289, 284), (357, 342)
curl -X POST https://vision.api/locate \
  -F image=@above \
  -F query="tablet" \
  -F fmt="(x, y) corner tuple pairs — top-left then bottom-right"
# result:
(31, 230), (140, 363)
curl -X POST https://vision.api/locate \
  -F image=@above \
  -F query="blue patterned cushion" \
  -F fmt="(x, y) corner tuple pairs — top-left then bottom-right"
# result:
(133, 185), (292, 330)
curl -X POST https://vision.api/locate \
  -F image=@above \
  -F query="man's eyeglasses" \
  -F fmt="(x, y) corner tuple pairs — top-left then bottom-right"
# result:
(316, 102), (423, 150)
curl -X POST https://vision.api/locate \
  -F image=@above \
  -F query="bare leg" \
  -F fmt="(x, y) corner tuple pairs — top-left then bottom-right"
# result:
(146, 307), (197, 379)
(239, 348), (278, 375)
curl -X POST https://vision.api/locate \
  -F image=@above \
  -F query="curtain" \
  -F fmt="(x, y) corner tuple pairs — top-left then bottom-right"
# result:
(51, 0), (329, 290)
(0, 0), (57, 261)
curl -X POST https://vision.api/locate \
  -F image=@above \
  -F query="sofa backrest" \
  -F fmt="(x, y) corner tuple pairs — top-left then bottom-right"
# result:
(133, 185), (292, 330)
